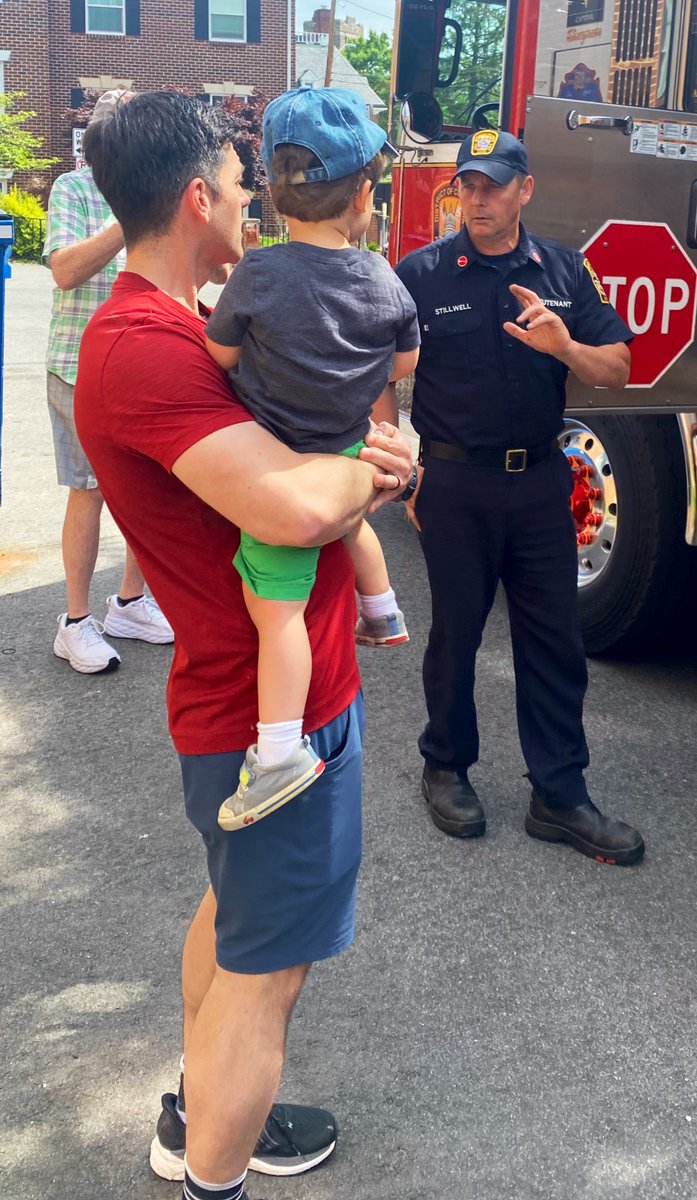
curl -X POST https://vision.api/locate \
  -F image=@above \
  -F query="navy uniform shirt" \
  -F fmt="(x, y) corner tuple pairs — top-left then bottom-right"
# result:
(395, 223), (631, 450)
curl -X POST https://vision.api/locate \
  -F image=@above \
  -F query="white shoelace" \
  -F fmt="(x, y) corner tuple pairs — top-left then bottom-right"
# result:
(77, 616), (108, 645)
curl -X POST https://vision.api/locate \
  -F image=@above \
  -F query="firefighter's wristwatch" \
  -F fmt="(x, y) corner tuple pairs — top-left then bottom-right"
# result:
(399, 466), (419, 502)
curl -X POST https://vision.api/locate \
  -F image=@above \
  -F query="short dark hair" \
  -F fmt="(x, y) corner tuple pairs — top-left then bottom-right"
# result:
(268, 145), (385, 222)
(83, 91), (238, 245)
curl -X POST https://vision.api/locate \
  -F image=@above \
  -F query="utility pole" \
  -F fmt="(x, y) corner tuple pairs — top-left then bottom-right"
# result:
(323, 0), (337, 87)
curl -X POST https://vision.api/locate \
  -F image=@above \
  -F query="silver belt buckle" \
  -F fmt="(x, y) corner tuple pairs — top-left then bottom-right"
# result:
(505, 448), (528, 472)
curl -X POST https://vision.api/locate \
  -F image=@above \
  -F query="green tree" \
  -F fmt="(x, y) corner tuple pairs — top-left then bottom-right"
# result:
(344, 31), (392, 109)
(436, 0), (506, 127)
(0, 92), (58, 172)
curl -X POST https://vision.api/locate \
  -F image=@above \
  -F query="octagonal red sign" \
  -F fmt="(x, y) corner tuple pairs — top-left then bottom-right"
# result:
(582, 220), (697, 388)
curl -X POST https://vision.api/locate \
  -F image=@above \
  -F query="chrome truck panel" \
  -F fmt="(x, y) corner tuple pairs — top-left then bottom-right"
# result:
(523, 95), (697, 416)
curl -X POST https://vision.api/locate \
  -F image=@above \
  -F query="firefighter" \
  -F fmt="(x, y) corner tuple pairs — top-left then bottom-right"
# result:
(395, 130), (645, 866)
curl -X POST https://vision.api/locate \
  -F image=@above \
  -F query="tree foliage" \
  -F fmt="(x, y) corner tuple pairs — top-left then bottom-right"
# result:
(219, 90), (268, 191)
(435, 0), (506, 127)
(344, 31), (392, 108)
(0, 92), (58, 172)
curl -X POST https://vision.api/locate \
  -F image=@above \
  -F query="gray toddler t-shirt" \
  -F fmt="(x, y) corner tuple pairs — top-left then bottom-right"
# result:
(205, 241), (420, 453)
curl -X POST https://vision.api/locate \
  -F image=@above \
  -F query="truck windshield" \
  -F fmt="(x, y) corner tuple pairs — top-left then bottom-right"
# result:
(436, 0), (506, 127)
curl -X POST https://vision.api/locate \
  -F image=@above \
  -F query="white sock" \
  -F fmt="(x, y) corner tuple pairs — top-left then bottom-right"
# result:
(359, 587), (397, 618)
(256, 718), (303, 766)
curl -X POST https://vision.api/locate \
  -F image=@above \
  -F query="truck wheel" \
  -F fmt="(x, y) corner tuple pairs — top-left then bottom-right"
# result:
(559, 414), (695, 656)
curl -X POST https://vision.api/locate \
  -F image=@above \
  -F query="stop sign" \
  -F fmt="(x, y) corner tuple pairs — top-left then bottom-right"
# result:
(582, 220), (697, 388)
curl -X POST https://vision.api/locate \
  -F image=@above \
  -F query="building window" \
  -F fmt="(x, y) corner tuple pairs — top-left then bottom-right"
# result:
(86, 0), (125, 34)
(195, 0), (260, 44)
(210, 0), (246, 41)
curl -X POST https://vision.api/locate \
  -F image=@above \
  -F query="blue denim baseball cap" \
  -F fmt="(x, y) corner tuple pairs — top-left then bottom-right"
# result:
(451, 130), (529, 186)
(262, 87), (396, 184)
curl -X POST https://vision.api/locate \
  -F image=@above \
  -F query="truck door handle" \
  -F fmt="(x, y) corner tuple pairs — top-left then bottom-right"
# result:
(687, 181), (697, 249)
(566, 110), (634, 135)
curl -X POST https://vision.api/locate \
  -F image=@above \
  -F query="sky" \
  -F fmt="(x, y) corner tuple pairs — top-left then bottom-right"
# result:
(295, 0), (396, 39)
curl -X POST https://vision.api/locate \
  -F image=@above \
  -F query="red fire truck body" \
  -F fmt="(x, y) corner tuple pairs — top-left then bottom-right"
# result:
(388, 0), (697, 654)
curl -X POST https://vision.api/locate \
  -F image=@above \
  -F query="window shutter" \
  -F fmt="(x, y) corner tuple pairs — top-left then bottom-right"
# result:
(125, 0), (141, 35)
(247, 0), (261, 43)
(194, 0), (209, 40)
(70, 0), (86, 33)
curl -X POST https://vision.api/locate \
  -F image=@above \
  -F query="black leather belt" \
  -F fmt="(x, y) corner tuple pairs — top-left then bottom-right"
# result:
(420, 438), (558, 472)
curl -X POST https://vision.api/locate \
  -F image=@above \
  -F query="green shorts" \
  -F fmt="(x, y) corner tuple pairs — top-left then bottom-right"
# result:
(234, 439), (364, 601)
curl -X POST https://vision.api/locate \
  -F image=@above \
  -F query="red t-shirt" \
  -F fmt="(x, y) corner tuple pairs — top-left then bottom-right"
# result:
(75, 272), (360, 754)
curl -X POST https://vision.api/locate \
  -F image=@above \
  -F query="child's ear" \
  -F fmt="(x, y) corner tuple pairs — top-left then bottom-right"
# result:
(353, 178), (374, 215)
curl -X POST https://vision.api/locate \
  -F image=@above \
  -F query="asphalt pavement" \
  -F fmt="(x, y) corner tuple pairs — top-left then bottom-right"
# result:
(2, 264), (696, 1200)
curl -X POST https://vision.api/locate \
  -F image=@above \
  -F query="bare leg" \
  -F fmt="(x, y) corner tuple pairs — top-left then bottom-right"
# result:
(242, 582), (311, 724)
(344, 519), (390, 597)
(185, 958), (308, 1181)
(63, 486), (104, 617)
(182, 887), (217, 1054)
(119, 542), (146, 599)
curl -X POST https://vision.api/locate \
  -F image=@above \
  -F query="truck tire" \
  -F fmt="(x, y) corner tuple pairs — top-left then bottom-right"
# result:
(560, 414), (695, 657)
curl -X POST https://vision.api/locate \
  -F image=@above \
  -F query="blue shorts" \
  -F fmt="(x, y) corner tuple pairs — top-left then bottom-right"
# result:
(179, 692), (364, 974)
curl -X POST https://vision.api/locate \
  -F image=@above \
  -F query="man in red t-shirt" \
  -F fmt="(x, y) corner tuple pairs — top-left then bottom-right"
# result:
(77, 93), (413, 1200)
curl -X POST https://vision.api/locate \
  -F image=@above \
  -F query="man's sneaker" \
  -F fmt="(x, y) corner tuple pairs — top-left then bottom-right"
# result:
(355, 610), (409, 647)
(53, 614), (121, 674)
(218, 736), (325, 831)
(149, 1093), (337, 1180)
(103, 594), (174, 644)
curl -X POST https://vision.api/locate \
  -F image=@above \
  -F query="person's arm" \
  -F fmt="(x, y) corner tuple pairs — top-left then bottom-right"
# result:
(503, 283), (630, 388)
(205, 336), (240, 372)
(391, 347), (420, 382)
(372, 383), (399, 426)
(171, 419), (413, 547)
(49, 222), (125, 291)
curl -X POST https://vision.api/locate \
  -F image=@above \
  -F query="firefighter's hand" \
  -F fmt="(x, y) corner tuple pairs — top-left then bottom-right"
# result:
(503, 284), (572, 359)
(404, 463), (424, 531)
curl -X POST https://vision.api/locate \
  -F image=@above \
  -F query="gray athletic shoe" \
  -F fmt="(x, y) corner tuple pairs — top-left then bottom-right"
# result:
(355, 609), (409, 647)
(218, 736), (325, 831)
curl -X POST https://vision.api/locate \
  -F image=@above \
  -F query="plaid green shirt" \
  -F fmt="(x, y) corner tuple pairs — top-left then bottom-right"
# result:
(44, 168), (127, 386)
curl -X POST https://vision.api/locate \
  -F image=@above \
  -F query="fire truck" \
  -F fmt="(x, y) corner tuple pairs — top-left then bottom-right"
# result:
(388, 0), (697, 654)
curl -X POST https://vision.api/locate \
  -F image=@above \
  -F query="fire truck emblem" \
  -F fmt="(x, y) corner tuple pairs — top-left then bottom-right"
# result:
(471, 130), (499, 156)
(432, 184), (462, 241)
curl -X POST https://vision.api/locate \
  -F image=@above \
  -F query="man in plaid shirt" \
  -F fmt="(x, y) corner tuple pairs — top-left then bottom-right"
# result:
(45, 89), (173, 673)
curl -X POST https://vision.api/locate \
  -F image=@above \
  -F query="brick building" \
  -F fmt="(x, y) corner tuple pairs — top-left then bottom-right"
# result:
(0, 0), (294, 192)
(302, 8), (363, 49)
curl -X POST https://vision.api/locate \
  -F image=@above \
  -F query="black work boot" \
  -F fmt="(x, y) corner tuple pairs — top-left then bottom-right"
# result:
(421, 763), (486, 837)
(525, 793), (645, 866)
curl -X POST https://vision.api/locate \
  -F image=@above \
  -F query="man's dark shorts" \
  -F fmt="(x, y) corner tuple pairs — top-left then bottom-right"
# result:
(179, 692), (364, 974)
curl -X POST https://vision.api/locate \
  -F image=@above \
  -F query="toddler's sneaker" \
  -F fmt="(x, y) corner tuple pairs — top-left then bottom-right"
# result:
(53, 613), (121, 674)
(355, 610), (409, 647)
(103, 594), (174, 644)
(218, 736), (325, 831)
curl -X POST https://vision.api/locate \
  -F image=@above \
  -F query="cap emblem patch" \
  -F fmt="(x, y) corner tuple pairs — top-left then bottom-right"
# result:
(471, 130), (499, 157)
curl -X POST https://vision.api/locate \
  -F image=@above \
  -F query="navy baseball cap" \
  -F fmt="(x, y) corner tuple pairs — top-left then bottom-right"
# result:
(262, 86), (396, 184)
(451, 130), (528, 185)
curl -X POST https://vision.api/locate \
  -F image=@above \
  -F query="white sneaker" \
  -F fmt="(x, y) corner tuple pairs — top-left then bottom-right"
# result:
(53, 614), (121, 674)
(103, 594), (174, 644)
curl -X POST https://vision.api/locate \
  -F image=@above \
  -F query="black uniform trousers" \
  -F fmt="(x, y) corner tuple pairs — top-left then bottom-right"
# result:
(416, 448), (591, 809)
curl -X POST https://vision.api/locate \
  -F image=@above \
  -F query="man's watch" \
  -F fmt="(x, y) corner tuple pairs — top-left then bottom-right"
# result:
(399, 466), (419, 502)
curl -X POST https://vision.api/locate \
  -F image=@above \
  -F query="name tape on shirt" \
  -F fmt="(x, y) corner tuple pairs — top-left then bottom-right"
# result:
(434, 303), (473, 316)
(583, 257), (609, 303)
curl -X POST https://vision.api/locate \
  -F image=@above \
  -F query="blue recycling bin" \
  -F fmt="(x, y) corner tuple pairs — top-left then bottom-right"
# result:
(0, 213), (13, 505)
